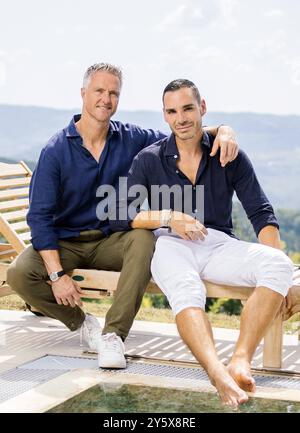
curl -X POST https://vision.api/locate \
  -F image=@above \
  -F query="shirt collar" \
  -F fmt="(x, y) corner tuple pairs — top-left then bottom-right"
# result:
(164, 131), (211, 156)
(65, 114), (119, 138)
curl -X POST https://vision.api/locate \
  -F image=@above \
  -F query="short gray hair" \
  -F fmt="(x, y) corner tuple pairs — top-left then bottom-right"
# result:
(83, 63), (123, 88)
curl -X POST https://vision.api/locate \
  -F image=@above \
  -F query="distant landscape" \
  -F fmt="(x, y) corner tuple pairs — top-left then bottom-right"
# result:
(0, 104), (299, 210)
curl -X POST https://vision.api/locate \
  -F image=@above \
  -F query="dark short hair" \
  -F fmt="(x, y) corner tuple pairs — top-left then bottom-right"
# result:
(163, 79), (201, 104)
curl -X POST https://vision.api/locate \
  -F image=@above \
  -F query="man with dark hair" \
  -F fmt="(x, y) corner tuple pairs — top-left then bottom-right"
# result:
(163, 78), (201, 103)
(7, 65), (239, 370)
(110, 78), (294, 407)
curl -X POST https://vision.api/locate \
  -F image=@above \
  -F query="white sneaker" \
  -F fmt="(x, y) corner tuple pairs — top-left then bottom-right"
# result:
(98, 332), (126, 369)
(79, 313), (102, 352)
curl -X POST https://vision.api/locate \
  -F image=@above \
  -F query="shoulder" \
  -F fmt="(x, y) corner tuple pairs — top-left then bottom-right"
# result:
(130, 138), (167, 170)
(43, 128), (66, 152)
(111, 120), (161, 139)
(111, 120), (145, 135)
(224, 148), (256, 184)
(229, 148), (253, 168)
(39, 128), (67, 164)
(135, 138), (167, 160)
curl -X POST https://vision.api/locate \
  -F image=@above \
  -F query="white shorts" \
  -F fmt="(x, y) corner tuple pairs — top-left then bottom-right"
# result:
(151, 228), (294, 316)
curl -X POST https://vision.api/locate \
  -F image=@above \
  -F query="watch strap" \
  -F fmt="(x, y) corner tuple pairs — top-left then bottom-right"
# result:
(47, 270), (65, 281)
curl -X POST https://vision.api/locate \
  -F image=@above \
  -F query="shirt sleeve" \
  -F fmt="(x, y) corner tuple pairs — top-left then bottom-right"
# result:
(109, 151), (150, 232)
(129, 124), (166, 149)
(142, 129), (166, 148)
(27, 145), (61, 250)
(231, 149), (279, 237)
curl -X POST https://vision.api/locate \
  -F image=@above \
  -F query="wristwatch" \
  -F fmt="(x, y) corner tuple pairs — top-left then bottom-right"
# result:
(48, 270), (65, 282)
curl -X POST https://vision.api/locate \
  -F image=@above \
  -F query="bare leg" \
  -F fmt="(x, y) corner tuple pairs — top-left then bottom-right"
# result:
(228, 287), (283, 392)
(176, 307), (248, 408)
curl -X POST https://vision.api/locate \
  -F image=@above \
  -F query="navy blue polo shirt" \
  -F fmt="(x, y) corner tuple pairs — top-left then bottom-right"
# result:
(27, 115), (165, 250)
(110, 132), (279, 237)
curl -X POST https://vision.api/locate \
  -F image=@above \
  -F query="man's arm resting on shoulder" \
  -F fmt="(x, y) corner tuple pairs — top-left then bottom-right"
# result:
(141, 124), (238, 166)
(203, 125), (239, 167)
(39, 249), (83, 308)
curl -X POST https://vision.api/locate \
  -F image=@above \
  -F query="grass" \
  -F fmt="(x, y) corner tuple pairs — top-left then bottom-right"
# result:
(1, 294), (299, 335)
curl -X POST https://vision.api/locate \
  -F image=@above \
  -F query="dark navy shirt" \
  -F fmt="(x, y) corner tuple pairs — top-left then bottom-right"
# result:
(27, 115), (165, 250)
(110, 132), (279, 237)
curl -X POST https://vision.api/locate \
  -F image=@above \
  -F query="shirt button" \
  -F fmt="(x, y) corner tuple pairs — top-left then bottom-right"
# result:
(174, 155), (178, 159)
(176, 170), (179, 174)
(193, 186), (196, 190)
(194, 209), (198, 213)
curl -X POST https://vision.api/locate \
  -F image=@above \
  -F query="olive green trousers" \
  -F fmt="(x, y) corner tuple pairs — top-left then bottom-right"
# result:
(7, 229), (155, 340)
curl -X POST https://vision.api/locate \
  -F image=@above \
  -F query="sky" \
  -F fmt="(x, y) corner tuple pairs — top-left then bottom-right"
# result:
(0, 0), (299, 115)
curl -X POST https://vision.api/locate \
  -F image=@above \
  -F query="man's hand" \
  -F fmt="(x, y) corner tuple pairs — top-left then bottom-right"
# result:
(169, 211), (208, 241)
(51, 274), (83, 308)
(281, 285), (300, 321)
(210, 126), (239, 167)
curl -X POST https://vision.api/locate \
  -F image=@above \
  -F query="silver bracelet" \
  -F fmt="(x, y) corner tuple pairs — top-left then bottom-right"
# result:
(160, 209), (172, 228)
(167, 210), (173, 233)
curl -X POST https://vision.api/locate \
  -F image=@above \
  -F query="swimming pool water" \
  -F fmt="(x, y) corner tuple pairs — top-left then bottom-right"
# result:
(48, 382), (300, 413)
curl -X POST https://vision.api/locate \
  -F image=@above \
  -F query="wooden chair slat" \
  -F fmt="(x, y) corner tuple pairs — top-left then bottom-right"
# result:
(0, 198), (29, 212)
(0, 163), (29, 177)
(10, 221), (30, 231)
(0, 217), (27, 253)
(1, 209), (28, 221)
(18, 231), (31, 242)
(0, 187), (29, 200)
(0, 249), (17, 260)
(0, 177), (31, 190)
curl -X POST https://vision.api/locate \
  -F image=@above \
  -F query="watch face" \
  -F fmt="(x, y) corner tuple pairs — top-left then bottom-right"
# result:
(50, 272), (59, 282)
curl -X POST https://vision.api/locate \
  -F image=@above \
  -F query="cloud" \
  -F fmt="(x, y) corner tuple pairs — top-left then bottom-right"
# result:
(64, 61), (81, 68)
(193, 45), (228, 63)
(254, 30), (287, 59)
(0, 51), (8, 86)
(264, 9), (284, 18)
(235, 63), (252, 73)
(157, 0), (240, 34)
(157, 0), (221, 32)
(158, 4), (205, 31)
(8, 49), (32, 64)
(286, 58), (300, 86)
(217, 0), (240, 29)
(0, 61), (7, 86)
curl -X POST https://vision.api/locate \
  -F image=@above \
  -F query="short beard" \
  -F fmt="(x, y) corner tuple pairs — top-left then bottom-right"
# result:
(174, 131), (196, 140)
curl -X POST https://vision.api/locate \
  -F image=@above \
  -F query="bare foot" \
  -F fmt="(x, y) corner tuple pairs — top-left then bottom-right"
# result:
(227, 358), (256, 393)
(208, 364), (249, 409)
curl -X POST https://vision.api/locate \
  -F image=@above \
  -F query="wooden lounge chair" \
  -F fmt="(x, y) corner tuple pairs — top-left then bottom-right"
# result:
(0, 161), (299, 370)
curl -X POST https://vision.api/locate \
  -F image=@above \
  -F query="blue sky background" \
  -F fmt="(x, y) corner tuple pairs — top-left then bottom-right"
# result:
(0, 0), (299, 115)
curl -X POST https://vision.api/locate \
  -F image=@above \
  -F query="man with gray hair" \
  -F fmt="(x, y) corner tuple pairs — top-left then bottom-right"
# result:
(7, 63), (239, 369)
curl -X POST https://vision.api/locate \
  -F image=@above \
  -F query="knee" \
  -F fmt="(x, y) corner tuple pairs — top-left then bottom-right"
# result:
(151, 266), (206, 315)
(171, 290), (206, 316)
(257, 250), (294, 296)
(125, 229), (156, 256)
(7, 248), (43, 291)
(7, 257), (29, 291)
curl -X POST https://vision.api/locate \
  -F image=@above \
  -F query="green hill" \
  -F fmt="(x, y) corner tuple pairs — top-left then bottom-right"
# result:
(0, 104), (299, 209)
